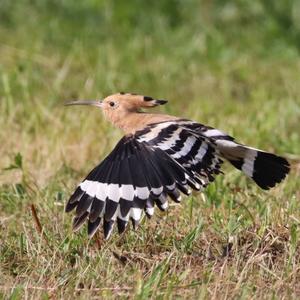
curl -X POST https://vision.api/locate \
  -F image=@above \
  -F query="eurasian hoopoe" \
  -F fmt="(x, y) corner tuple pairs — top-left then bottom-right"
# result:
(65, 93), (290, 240)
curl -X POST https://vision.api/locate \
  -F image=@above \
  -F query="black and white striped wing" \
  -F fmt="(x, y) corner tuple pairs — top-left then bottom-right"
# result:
(180, 121), (290, 189)
(136, 120), (224, 187)
(137, 119), (290, 190)
(65, 135), (200, 239)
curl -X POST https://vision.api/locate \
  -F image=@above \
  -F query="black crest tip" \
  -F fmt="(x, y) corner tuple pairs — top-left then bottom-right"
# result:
(155, 99), (168, 105)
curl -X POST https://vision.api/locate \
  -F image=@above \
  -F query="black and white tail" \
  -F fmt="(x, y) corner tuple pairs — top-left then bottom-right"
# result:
(214, 139), (290, 190)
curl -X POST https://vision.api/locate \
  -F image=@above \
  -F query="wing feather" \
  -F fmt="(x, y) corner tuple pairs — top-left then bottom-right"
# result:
(66, 135), (191, 238)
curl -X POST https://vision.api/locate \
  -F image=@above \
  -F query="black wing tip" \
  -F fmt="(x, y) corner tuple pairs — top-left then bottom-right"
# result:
(103, 219), (115, 239)
(88, 217), (102, 238)
(117, 218), (128, 234)
(72, 212), (89, 231)
(65, 201), (78, 213)
(65, 187), (85, 212)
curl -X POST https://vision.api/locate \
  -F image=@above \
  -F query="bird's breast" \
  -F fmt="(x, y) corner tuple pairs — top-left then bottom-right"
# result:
(104, 111), (179, 135)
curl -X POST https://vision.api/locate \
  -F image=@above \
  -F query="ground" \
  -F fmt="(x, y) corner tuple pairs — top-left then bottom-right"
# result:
(0, 1), (300, 299)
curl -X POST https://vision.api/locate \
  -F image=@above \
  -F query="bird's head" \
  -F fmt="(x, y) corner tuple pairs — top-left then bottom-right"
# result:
(65, 92), (167, 114)
(65, 93), (169, 131)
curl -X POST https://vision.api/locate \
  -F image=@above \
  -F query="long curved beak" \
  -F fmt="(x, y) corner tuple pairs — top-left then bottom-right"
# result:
(64, 100), (103, 107)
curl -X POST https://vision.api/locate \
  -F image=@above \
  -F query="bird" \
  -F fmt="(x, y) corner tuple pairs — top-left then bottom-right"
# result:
(65, 92), (290, 240)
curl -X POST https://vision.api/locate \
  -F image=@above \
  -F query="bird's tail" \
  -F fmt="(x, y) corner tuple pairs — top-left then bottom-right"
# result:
(215, 140), (290, 190)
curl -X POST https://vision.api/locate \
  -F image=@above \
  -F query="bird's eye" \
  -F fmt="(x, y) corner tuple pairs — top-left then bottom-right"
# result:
(109, 101), (115, 107)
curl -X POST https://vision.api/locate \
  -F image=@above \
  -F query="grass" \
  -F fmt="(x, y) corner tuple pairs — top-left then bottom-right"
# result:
(0, 1), (300, 298)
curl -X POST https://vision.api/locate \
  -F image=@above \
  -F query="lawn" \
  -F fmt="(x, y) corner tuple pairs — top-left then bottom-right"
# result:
(0, 1), (300, 299)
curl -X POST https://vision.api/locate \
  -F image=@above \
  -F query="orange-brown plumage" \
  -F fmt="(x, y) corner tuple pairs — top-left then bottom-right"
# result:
(65, 92), (178, 134)
(100, 93), (178, 134)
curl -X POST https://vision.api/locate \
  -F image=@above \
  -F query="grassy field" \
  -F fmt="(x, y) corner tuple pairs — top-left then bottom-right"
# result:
(0, 1), (300, 299)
